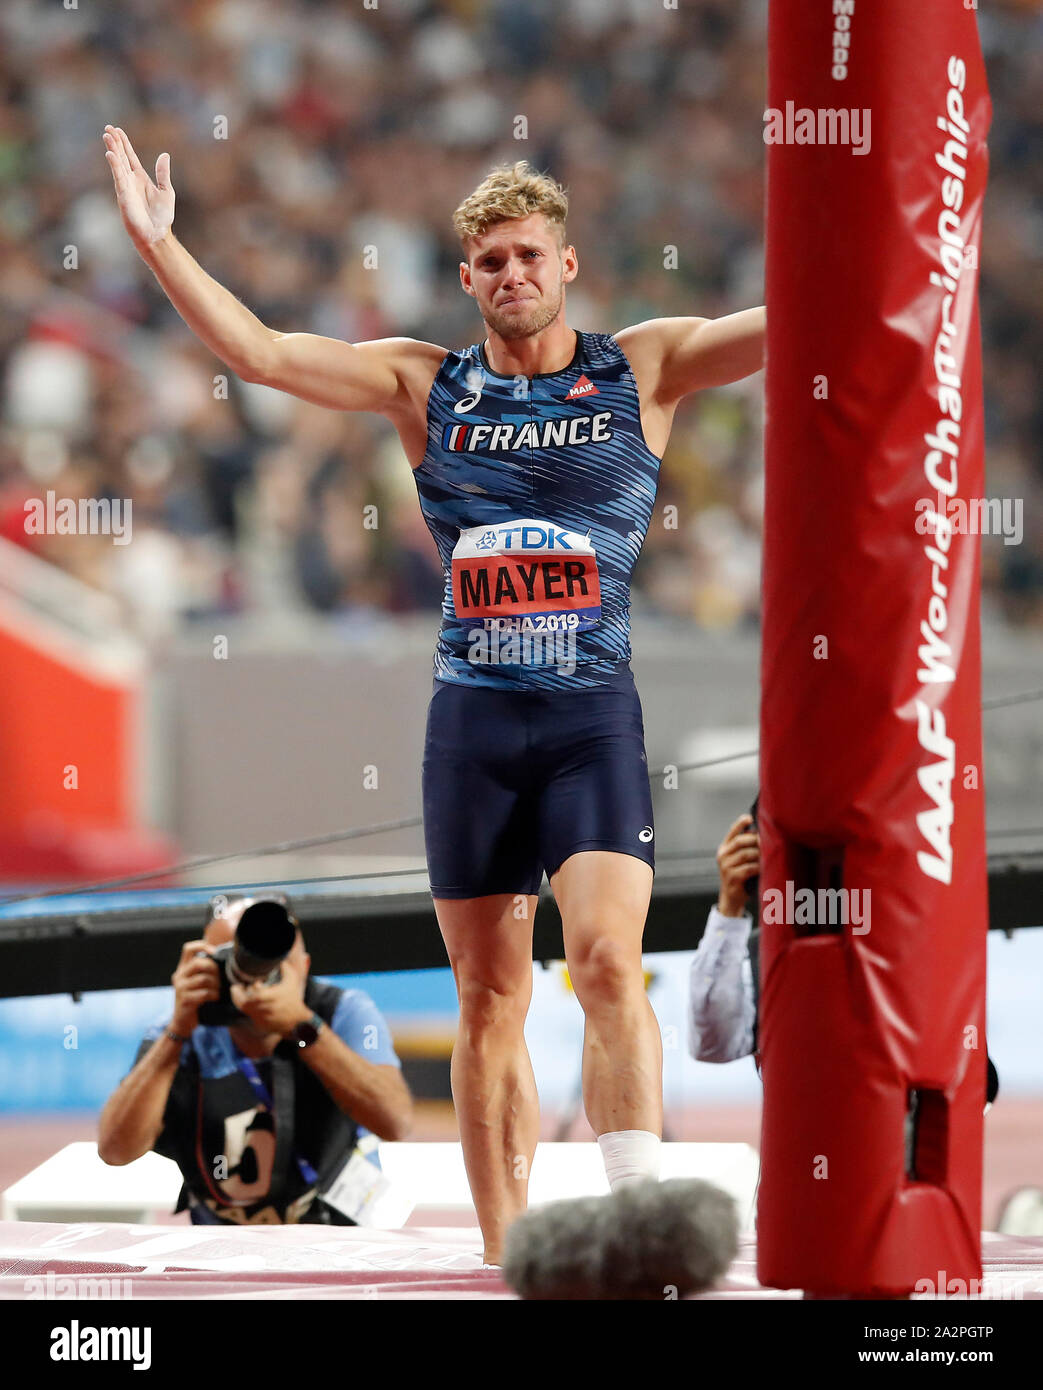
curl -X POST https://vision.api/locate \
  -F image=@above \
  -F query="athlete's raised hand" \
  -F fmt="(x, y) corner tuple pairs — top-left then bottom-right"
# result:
(102, 125), (174, 249)
(98, 123), (443, 426)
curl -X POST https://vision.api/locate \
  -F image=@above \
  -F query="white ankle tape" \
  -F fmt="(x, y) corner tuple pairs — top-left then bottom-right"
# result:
(597, 1129), (661, 1191)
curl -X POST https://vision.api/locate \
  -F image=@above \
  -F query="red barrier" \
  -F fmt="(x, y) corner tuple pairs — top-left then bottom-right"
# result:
(0, 598), (175, 884)
(758, 2), (991, 1295)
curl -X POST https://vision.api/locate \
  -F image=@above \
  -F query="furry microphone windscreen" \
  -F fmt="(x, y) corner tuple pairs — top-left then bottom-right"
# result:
(501, 1178), (740, 1300)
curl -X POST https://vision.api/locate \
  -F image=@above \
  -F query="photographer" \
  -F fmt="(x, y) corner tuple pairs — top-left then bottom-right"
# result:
(98, 893), (413, 1225)
(687, 808), (998, 1108)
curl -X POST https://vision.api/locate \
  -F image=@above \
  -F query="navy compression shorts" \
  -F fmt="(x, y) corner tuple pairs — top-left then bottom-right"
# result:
(421, 678), (655, 899)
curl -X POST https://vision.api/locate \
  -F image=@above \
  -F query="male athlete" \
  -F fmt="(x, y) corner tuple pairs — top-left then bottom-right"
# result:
(103, 128), (765, 1264)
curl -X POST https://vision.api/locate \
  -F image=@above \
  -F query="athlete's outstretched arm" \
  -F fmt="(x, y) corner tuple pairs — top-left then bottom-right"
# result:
(102, 125), (440, 413)
(615, 308), (765, 406)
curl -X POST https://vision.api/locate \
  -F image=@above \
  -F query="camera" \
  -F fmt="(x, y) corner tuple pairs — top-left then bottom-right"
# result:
(197, 896), (299, 1026)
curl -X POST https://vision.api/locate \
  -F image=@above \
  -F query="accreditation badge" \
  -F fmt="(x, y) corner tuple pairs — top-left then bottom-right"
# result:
(320, 1140), (415, 1228)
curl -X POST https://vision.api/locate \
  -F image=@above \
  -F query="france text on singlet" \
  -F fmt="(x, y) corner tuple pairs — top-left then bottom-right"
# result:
(412, 331), (661, 691)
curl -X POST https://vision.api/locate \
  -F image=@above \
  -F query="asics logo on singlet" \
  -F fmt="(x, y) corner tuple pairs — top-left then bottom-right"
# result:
(442, 410), (614, 455)
(453, 389), (483, 414)
(453, 367), (485, 414)
(638, 826), (654, 843)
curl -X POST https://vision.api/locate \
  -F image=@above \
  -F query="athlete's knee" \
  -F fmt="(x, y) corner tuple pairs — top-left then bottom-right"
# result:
(565, 933), (643, 1009)
(455, 972), (530, 1038)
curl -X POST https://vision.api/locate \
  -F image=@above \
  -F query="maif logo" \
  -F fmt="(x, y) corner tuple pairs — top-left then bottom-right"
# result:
(565, 374), (599, 400)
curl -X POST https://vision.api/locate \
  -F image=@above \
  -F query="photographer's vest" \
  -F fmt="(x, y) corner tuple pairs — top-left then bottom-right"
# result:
(168, 979), (362, 1224)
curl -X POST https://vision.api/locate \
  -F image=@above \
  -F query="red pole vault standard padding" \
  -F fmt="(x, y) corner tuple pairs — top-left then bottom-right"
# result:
(758, 2), (990, 1296)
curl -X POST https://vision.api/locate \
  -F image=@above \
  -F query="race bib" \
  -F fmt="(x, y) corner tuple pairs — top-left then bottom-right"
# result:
(451, 518), (601, 634)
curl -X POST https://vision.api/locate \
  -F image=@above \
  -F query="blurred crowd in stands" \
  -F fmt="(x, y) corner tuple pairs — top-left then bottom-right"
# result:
(0, 0), (1040, 641)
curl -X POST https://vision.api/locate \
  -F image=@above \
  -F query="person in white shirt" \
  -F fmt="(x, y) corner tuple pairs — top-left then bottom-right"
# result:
(687, 809), (760, 1065)
(687, 806), (999, 1114)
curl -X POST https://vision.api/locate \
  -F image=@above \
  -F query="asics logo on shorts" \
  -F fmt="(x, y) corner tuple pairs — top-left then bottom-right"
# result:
(638, 826), (654, 843)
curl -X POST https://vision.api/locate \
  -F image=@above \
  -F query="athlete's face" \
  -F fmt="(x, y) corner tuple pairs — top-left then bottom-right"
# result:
(460, 214), (578, 340)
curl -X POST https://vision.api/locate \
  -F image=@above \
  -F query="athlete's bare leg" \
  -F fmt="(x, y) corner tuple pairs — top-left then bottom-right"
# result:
(433, 892), (539, 1265)
(551, 851), (662, 1138)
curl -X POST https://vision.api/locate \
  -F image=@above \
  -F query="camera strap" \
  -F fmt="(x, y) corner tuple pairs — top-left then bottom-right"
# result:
(237, 1056), (320, 1188)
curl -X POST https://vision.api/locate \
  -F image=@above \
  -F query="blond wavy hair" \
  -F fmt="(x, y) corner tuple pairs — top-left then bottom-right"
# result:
(452, 161), (569, 251)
